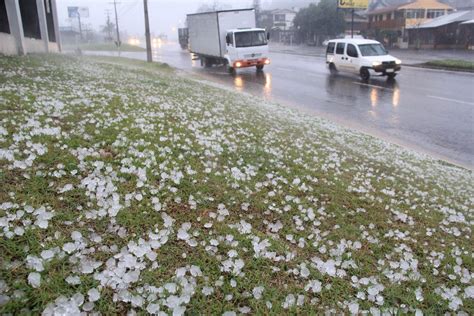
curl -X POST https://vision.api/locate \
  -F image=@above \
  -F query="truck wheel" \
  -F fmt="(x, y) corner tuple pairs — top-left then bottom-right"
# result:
(227, 66), (235, 75)
(329, 63), (338, 75)
(360, 68), (370, 81)
(256, 65), (264, 71)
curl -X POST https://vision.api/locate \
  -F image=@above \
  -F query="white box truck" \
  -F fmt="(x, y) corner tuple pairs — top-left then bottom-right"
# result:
(187, 8), (270, 73)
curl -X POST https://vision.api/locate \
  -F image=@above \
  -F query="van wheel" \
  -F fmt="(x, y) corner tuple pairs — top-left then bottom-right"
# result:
(329, 63), (338, 75)
(256, 65), (264, 71)
(360, 68), (370, 81)
(387, 73), (397, 79)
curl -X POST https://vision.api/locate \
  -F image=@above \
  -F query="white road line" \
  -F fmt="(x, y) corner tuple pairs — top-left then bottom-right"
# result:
(427, 95), (474, 106)
(352, 81), (394, 91)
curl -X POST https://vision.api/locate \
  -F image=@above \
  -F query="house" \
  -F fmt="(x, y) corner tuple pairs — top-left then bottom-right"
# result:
(343, 10), (368, 36)
(366, 0), (454, 48)
(406, 10), (474, 49)
(0, 0), (61, 55)
(271, 9), (297, 31)
(257, 8), (298, 43)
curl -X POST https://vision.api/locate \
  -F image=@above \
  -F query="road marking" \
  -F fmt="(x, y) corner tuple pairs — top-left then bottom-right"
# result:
(352, 81), (394, 91)
(426, 95), (474, 106)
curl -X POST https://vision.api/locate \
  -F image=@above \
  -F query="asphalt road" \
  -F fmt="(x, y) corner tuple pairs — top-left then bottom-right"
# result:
(92, 43), (474, 168)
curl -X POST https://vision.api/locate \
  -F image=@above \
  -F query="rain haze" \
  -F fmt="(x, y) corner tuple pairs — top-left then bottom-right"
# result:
(0, 0), (473, 314)
(57, 0), (258, 39)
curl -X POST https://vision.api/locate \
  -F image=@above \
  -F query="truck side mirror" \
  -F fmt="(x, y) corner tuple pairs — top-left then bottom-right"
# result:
(267, 33), (270, 41)
(226, 35), (231, 45)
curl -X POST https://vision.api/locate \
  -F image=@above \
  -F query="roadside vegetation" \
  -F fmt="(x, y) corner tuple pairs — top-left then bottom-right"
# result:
(0, 54), (472, 315)
(63, 42), (146, 52)
(424, 59), (474, 71)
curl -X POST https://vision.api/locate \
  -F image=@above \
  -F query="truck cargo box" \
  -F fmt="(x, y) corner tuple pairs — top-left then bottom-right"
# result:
(187, 9), (256, 58)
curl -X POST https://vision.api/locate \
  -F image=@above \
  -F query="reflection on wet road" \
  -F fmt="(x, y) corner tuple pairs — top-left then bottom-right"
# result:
(89, 43), (474, 168)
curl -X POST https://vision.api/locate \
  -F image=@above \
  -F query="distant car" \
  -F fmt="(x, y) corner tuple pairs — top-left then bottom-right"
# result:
(325, 38), (401, 80)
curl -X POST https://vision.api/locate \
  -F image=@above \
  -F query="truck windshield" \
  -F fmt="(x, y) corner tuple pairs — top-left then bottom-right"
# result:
(358, 44), (387, 56)
(235, 31), (267, 48)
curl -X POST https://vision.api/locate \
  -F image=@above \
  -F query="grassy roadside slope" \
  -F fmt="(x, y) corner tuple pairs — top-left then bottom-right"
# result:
(0, 54), (472, 315)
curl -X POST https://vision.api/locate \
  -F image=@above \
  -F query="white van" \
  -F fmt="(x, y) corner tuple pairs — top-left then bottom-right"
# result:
(326, 39), (401, 80)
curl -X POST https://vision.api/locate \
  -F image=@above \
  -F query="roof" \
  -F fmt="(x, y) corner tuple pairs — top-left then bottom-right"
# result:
(271, 9), (297, 14)
(367, 0), (453, 15)
(187, 8), (254, 17)
(399, 0), (452, 10)
(461, 18), (474, 24)
(408, 10), (474, 28)
(227, 28), (266, 33)
(328, 38), (381, 45)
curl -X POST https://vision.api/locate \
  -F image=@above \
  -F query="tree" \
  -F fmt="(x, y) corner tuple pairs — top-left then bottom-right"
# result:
(101, 18), (115, 42)
(293, 0), (346, 44)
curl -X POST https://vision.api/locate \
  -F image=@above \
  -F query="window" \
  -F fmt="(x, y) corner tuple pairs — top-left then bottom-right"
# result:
(274, 14), (285, 22)
(226, 33), (234, 46)
(19, 0), (41, 39)
(358, 44), (388, 56)
(235, 31), (267, 48)
(335, 42), (345, 55)
(405, 9), (425, 19)
(326, 42), (335, 54)
(0, 0), (10, 34)
(347, 44), (358, 57)
(427, 9), (445, 19)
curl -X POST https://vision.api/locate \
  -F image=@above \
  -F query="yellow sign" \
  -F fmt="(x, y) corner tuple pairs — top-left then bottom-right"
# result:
(338, 0), (368, 9)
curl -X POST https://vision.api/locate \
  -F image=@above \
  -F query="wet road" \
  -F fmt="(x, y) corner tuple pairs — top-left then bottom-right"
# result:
(91, 43), (474, 168)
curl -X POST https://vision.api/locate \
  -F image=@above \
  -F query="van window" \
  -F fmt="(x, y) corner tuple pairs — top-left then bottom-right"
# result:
(326, 42), (335, 54)
(347, 44), (358, 57)
(336, 43), (345, 55)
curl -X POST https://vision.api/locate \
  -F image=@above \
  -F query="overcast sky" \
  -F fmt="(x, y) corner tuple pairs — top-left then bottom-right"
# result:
(57, 0), (261, 39)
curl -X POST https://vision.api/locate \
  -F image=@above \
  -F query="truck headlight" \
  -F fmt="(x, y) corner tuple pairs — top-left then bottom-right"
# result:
(235, 62), (242, 68)
(264, 59), (270, 65)
(395, 59), (402, 65)
(372, 61), (382, 67)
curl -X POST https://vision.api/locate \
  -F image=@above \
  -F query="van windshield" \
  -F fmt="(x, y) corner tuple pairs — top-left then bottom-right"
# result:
(358, 44), (387, 56)
(235, 31), (267, 48)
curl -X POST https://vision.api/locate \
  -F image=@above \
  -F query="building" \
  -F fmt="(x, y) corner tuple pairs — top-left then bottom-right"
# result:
(366, 0), (454, 48)
(0, 0), (61, 55)
(343, 10), (369, 36)
(406, 10), (474, 49)
(257, 8), (297, 43)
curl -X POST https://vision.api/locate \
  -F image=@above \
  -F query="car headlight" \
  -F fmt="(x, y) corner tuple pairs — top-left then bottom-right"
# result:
(372, 61), (382, 67)
(395, 59), (402, 65)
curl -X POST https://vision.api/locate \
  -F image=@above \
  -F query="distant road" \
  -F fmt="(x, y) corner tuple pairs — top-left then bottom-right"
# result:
(87, 43), (474, 168)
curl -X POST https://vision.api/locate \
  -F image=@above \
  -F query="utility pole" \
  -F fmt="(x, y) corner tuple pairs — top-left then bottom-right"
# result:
(143, 0), (152, 62)
(351, 9), (354, 38)
(77, 12), (83, 40)
(111, 0), (121, 47)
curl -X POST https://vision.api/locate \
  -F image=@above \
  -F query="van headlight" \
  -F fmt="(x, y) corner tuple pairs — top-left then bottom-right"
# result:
(372, 61), (382, 67)
(395, 59), (402, 65)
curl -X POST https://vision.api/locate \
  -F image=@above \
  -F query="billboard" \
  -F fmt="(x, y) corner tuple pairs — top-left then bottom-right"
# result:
(338, 0), (369, 9)
(68, 7), (89, 18)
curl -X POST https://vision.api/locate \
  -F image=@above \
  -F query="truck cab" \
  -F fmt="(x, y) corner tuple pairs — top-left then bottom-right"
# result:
(224, 28), (270, 72)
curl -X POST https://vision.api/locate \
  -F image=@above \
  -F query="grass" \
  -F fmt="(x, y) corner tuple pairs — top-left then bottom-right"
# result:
(0, 54), (472, 315)
(424, 59), (474, 71)
(63, 42), (146, 52)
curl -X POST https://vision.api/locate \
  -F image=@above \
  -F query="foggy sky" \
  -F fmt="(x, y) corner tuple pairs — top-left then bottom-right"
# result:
(57, 0), (260, 39)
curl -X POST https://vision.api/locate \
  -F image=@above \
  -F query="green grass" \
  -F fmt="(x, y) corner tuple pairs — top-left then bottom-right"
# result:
(0, 54), (472, 315)
(63, 42), (146, 52)
(425, 59), (474, 71)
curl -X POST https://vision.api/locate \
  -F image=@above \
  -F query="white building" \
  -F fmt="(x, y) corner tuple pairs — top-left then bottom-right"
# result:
(0, 0), (61, 55)
(271, 9), (297, 31)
